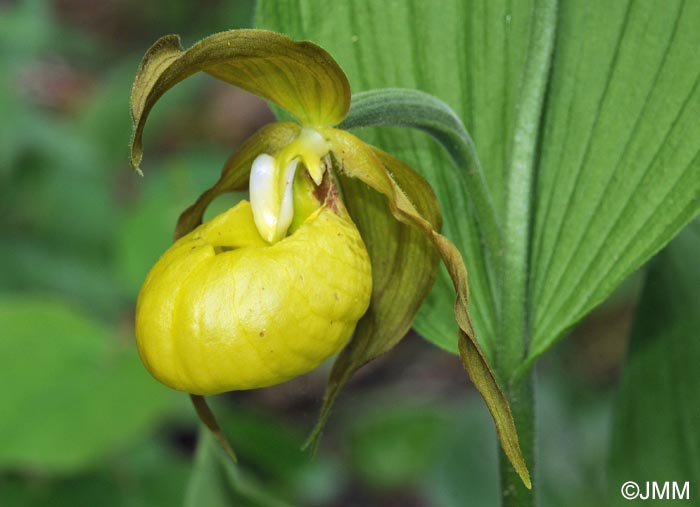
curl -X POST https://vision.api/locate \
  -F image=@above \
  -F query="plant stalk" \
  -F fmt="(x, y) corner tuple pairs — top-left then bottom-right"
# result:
(497, 0), (557, 504)
(499, 374), (536, 507)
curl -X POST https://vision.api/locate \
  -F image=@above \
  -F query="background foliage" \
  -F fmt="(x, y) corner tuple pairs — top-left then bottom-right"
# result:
(1, 1), (697, 506)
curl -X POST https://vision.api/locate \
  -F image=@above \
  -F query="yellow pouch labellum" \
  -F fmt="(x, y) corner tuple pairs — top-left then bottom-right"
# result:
(135, 199), (372, 395)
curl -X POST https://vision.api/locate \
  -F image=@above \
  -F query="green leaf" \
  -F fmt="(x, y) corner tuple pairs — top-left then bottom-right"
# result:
(348, 403), (447, 489)
(609, 221), (700, 504)
(527, 0), (700, 369)
(258, 0), (700, 383)
(0, 297), (181, 472)
(426, 400), (500, 507)
(115, 150), (232, 296)
(185, 429), (294, 507)
(130, 30), (350, 172)
(216, 404), (342, 505)
(1, 442), (191, 507)
(185, 430), (244, 507)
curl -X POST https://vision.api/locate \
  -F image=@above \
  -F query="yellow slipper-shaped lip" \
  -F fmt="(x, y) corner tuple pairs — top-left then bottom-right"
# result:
(135, 197), (372, 395)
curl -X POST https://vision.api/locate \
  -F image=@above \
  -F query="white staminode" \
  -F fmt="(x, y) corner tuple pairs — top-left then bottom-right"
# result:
(250, 153), (300, 243)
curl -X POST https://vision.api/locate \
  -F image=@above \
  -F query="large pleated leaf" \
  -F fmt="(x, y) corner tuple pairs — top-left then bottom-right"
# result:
(130, 29), (350, 172)
(609, 221), (700, 504)
(258, 1), (700, 382)
(526, 0), (700, 366)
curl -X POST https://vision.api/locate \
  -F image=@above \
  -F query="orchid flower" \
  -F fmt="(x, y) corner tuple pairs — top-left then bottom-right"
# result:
(129, 29), (530, 488)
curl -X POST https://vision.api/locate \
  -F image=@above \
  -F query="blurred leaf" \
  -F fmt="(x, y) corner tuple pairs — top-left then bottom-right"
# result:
(185, 429), (294, 507)
(115, 151), (232, 296)
(425, 399), (499, 507)
(76, 59), (202, 170)
(0, 0), (103, 177)
(0, 0), (54, 58)
(609, 222), (700, 505)
(75, 64), (140, 167)
(0, 297), (182, 472)
(536, 379), (610, 507)
(0, 441), (191, 507)
(227, 407), (319, 480)
(0, 112), (116, 242)
(0, 240), (122, 318)
(198, 404), (341, 506)
(185, 431), (244, 507)
(348, 402), (447, 490)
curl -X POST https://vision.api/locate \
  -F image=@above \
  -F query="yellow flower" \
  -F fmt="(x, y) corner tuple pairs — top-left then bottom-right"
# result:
(129, 29), (530, 487)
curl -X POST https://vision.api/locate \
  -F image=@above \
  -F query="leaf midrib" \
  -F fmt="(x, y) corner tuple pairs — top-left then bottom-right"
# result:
(498, 0), (558, 383)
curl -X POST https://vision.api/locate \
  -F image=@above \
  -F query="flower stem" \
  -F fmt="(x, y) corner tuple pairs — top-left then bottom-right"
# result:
(499, 374), (536, 507)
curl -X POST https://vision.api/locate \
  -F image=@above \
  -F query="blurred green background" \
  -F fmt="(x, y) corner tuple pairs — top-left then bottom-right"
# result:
(0, 1), (649, 505)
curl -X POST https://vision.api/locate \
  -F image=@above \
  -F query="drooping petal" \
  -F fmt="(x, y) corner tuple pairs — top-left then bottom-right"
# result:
(316, 129), (531, 489)
(303, 134), (441, 454)
(175, 122), (300, 240)
(130, 29), (351, 172)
